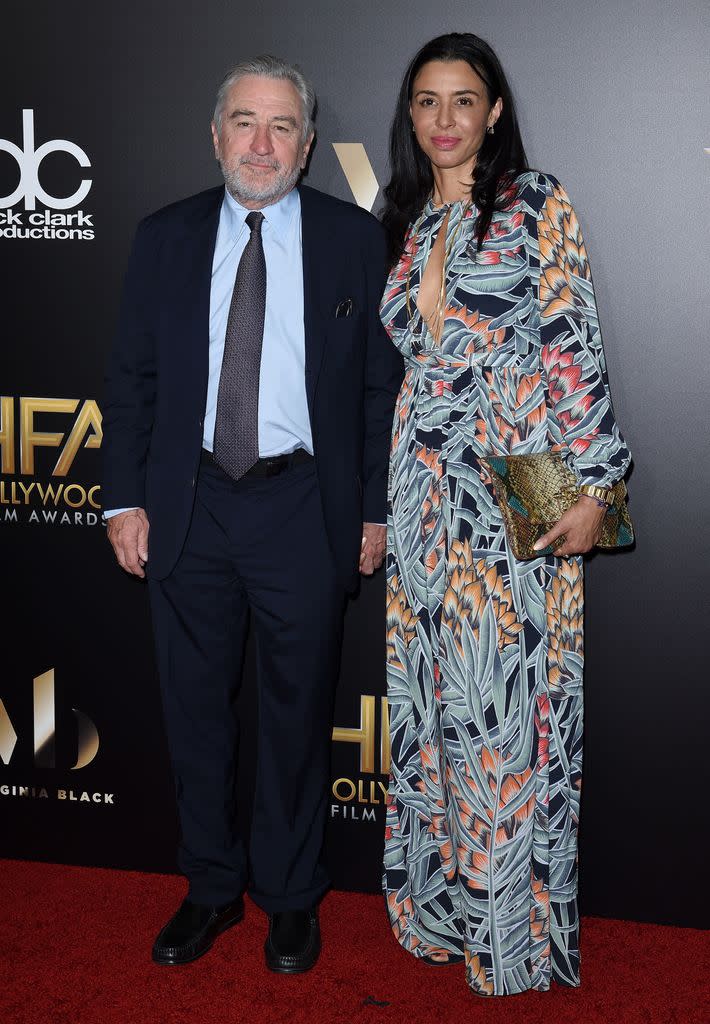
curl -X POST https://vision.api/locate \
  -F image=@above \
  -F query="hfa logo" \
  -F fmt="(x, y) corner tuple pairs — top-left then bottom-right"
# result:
(329, 695), (390, 820)
(0, 668), (99, 770)
(0, 397), (103, 526)
(332, 695), (390, 775)
(0, 110), (95, 240)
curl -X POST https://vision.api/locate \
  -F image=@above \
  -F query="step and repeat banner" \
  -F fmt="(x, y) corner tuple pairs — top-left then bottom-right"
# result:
(1, 1), (709, 927)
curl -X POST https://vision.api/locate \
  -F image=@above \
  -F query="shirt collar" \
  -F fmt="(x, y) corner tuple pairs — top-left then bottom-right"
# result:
(222, 186), (299, 241)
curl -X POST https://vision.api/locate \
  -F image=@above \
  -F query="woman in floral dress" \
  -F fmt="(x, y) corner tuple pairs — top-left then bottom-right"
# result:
(380, 33), (631, 996)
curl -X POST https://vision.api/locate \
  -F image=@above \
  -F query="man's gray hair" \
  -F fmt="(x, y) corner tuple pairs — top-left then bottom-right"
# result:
(214, 55), (316, 141)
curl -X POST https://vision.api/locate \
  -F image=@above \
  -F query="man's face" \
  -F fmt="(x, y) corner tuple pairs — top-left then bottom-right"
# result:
(211, 75), (313, 208)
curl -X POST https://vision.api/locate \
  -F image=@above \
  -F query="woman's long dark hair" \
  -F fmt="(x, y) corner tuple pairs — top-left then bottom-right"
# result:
(381, 33), (529, 266)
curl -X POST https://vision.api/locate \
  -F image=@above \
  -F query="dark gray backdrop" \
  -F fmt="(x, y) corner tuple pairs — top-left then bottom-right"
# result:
(1, 0), (708, 928)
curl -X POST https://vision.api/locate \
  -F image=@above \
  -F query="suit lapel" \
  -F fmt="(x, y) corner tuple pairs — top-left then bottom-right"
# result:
(299, 185), (329, 416)
(170, 187), (223, 406)
(184, 187), (223, 334)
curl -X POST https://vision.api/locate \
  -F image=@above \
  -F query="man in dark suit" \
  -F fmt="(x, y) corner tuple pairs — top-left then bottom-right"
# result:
(102, 55), (401, 972)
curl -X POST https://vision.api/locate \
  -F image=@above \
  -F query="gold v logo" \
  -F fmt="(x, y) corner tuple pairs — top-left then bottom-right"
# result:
(332, 143), (380, 212)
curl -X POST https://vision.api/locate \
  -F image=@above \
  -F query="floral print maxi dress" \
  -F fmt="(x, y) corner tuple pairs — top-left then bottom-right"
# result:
(380, 172), (630, 996)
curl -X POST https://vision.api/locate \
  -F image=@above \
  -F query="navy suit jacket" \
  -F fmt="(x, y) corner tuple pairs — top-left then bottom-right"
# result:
(102, 184), (403, 589)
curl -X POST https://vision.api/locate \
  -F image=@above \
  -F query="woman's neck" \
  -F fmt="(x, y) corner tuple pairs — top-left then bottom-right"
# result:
(431, 165), (474, 206)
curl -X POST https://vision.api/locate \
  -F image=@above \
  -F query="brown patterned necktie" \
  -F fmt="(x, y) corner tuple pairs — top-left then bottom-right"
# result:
(213, 210), (266, 480)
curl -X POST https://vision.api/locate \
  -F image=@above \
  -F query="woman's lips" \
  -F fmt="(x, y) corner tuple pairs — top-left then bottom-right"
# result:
(431, 136), (460, 150)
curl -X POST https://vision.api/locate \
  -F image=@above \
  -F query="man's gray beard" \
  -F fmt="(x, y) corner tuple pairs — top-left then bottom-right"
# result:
(220, 157), (302, 206)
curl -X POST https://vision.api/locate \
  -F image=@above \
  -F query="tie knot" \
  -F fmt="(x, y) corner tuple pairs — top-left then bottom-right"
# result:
(246, 211), (264, 233)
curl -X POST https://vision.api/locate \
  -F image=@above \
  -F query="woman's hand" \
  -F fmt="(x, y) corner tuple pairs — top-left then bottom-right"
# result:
(533, 495), (606, 557)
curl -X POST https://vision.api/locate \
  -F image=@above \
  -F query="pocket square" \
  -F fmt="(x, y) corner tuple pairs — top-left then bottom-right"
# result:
(334, 297), (354, 318)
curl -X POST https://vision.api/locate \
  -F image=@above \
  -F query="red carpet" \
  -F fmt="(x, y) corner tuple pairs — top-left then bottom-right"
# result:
(2, 860), (708, 1024)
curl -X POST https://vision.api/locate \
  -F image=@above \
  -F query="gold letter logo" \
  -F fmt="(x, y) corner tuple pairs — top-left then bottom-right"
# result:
(0, 699), (18, 764)
(332, 695), (390, 774)
(0, 668), (99, 769)
(20, 397), (102, 476)
(0, 396), (14, 474)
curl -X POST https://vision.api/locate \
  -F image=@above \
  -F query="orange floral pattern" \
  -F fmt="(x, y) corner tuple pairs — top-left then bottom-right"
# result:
(386, 574), (419, 668)
(381, 173), (630, 996)
(442, 541), (523, 651)
(546, 559), (584, 699)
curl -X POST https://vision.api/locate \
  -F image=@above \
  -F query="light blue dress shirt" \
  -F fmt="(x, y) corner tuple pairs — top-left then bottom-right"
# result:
(204, 187), (312, 456)
(105, 186), (312, 517)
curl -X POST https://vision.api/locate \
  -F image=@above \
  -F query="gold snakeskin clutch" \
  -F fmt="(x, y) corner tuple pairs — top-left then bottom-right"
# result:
(481, 452), (634, 560)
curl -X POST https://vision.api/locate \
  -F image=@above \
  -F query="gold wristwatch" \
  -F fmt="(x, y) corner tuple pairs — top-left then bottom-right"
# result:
(579, 484), (613, 506)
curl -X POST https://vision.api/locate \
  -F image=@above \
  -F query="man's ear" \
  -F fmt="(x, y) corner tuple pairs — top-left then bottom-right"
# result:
(301, 131), (315, 169)
(210, 120), (221, 160)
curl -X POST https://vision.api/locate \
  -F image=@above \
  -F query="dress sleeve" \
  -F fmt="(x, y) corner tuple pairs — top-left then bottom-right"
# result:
(537, 178), (631, 488)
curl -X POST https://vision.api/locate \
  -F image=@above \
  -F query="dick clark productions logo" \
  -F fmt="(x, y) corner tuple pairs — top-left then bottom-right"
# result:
(0, 109), (95, 240)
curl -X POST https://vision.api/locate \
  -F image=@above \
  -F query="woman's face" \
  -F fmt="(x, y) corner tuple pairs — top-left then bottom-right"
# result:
(410, 60), (502, 178)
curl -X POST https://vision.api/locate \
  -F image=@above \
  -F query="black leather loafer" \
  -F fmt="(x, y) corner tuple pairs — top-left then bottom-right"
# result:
(152, 895), (244, 965)
(264, 908), (320, 973)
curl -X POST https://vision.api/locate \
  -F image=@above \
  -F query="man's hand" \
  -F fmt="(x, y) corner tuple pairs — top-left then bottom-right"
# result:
(106, 508), (150, 578)
(533, 495), (606, 557)
(360, 522), (386, 576)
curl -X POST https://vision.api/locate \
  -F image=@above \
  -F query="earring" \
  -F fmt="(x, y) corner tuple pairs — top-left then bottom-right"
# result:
(486, 124), (495, 135)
